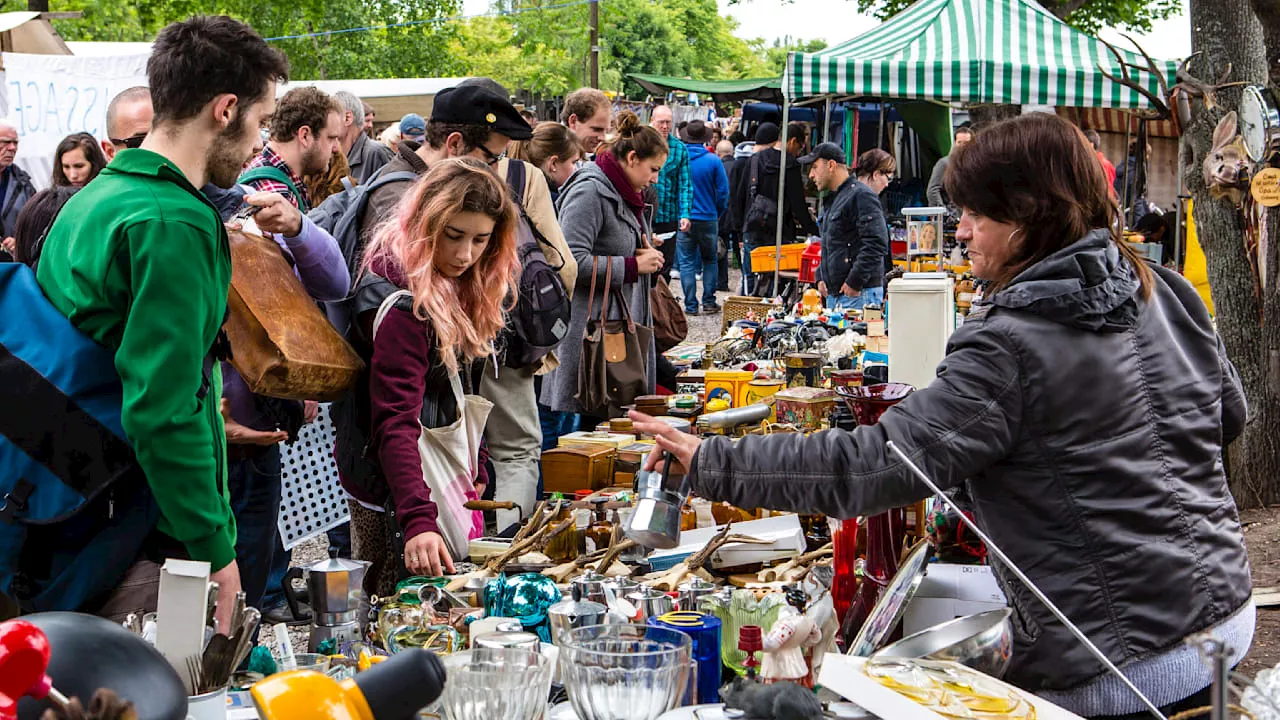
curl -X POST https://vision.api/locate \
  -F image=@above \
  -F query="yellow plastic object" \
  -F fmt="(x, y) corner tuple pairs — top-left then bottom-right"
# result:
(750, 243), (806, 271)
(801, 288), (823, 315)
(251, 669), (375, 720)
(705, 398), (731, 413)
(1182, 199), (1215, 315)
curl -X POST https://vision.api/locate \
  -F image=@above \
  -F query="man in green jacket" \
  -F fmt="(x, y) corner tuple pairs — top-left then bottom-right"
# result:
(34, 15), (289, 632)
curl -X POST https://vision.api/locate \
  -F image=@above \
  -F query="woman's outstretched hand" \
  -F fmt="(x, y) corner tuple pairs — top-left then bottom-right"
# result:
(629, 410), (702, 474)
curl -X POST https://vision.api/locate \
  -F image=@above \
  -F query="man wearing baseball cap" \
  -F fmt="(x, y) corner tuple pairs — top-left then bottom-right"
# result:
(399, 113), (426, 142)
(802, 141), (887, 311)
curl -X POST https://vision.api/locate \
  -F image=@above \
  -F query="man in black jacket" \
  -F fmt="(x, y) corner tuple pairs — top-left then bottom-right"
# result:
(804, 142), (888, 310)
(730, 122), (818, 296)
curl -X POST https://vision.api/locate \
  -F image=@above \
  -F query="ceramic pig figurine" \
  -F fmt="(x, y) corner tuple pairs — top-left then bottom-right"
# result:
(1202, 111), (1252, 204)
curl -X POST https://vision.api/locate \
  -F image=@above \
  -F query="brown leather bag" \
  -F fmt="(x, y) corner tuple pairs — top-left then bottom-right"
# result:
(577, 258), (652, 417)
(223, 228), (364, 401)
(645, 236), (687, 352)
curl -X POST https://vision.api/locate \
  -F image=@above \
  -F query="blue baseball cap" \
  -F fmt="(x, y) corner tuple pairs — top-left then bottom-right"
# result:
(400, 113), (426, 139)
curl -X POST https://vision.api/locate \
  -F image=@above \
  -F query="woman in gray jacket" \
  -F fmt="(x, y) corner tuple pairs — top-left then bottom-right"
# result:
(541, 111), (667, 422)
(633, 113), (1252, 719)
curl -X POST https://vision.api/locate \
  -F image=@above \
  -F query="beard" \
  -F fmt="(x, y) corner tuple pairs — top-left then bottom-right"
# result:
(205, 114), (255, 189)
(302, 143), (332, 177)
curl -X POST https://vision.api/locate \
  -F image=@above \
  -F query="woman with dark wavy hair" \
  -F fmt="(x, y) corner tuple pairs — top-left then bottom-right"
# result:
(51, 132), (107, 188)
(632, 112), (1251, 719)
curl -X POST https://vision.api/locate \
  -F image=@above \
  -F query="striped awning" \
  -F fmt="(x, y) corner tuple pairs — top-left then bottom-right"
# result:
(785, 0), (1178, 110)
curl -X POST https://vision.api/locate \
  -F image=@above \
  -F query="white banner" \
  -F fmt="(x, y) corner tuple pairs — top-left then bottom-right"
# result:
(1, 52), (149, 189)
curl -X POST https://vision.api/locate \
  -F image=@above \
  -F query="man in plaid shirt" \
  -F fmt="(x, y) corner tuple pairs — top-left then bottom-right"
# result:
(650, 105), (690, 282)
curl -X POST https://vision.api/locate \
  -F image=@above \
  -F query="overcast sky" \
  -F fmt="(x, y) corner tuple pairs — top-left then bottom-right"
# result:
(462, 0), (1192, 60)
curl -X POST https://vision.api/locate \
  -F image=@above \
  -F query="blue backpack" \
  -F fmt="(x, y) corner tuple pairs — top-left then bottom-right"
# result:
(0, 263), (213, 612)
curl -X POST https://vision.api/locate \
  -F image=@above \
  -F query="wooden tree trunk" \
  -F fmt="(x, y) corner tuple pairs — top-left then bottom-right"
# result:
(1186, 0), (1280, 508)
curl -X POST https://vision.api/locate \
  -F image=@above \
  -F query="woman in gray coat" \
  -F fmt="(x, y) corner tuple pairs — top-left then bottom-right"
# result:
(541, 111), (668, 420)
(633, 113), (1252, 719)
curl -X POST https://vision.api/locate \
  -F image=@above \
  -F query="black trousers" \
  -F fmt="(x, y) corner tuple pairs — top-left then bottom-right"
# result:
(654, 221), (678, 283)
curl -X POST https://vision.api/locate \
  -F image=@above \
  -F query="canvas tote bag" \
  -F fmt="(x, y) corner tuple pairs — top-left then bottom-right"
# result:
(372, 291), (493, 559)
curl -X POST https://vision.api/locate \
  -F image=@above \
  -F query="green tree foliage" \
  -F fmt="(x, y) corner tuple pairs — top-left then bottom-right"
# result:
(849, 0), (1180, 35)
(7, 0), (463, 80)
(754, 37), (828, 75)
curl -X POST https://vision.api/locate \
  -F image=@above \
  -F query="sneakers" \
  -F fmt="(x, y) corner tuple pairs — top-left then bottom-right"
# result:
(702, 302), (722, 313)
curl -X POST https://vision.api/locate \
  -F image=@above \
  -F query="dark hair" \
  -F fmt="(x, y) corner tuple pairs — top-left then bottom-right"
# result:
(270, 87), (342, 143)
(508, 122), (582, 167)
(51, 132), (107, 187)
(1083, 128), (1102, 151)
(600, 111), (667, 162)
(787, 122), (808, 145)
(425, 120), (491, 152)
(945, 113), (1153, 297)
(729, 131), (746, 146)
(561, 88), (610, 124)
(854, 148), (895, 178)
(520, 109), (538, 122)
(105, 86), (150, 139)
(13, 186), (79, 267)
(147, 16), (289, 127)
(955, 122), (973, 139)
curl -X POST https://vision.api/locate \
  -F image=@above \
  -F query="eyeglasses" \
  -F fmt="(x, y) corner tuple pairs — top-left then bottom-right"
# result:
(109, 133), (147, 150)
(475, 144), (507, 167)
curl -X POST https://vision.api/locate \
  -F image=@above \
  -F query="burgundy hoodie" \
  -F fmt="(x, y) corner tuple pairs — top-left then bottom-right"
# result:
(355, 260), (489, 543)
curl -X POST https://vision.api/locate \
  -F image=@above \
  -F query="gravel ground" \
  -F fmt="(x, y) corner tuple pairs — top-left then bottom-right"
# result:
(675, 266), (742, 344)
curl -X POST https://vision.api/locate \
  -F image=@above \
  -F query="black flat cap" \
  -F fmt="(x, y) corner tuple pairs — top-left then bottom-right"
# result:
(431, 85), (533, 140)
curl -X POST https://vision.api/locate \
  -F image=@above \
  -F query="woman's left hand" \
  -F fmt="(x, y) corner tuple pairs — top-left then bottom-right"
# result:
(629, 410), (703, 473)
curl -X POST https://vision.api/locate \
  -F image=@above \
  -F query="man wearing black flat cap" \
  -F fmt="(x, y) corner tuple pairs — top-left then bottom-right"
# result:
(352, 81), (574, 535)
(803, 141), (888, 311)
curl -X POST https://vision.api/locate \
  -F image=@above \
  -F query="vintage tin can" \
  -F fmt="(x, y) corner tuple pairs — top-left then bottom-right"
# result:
(774, 386), (837, 430)
(742, 379), (785, 422)
(648, 611), (722, 705)
(783, 352), (823, 388)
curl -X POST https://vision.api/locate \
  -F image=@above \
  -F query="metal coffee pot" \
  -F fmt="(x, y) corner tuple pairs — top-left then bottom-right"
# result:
(282, 551), (370, 652)
(626, 455), (692, 550)
(677, 577), (717, 612)
(627, 586), (675, 621)
(548, 584), (608, 646)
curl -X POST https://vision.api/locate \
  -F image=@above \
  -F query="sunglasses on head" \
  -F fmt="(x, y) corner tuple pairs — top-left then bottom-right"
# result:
(110, 133), (147, 150)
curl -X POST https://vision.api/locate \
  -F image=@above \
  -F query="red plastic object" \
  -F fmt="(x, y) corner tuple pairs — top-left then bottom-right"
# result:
(799, 242), (822, 284)
(0, 619), (57, 719)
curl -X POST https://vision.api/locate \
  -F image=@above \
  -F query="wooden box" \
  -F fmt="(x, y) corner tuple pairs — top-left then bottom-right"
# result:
(542, 444), (616, 495)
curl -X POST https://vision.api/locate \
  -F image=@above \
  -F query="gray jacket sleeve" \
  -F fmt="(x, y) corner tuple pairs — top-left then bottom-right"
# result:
(559, 183), (627, 292)
(926, 156), (948, 207)
(690, 318), (1024, 518)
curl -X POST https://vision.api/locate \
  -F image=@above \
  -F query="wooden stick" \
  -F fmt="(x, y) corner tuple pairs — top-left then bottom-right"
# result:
(758, 543), (833, 583)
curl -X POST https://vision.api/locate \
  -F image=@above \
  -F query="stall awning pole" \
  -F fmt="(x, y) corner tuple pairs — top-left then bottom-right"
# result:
(774, 93), (791, 297)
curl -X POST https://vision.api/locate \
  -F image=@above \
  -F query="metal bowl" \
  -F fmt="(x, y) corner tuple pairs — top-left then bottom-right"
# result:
(869, 608), (1014, 678)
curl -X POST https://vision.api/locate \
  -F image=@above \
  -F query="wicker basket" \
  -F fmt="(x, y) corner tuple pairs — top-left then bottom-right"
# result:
(722, 295), (774, 332)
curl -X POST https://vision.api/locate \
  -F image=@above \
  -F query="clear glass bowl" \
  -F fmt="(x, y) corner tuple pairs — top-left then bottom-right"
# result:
(559, 624), (693, 720)
(440, 647), (552, 720)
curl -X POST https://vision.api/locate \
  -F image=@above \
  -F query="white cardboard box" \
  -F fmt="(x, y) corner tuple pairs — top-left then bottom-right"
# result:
(902, 563), (1007, 636)
(646, 514), (805, 571)
(155, 558), (211, 695)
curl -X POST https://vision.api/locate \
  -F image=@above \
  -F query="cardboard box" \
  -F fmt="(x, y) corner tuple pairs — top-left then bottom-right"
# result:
(155, 559), (210, 694)
(902, 563), (1007, 636)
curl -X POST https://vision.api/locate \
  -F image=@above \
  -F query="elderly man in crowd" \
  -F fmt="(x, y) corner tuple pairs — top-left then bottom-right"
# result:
(0, 120), (34, 254)
(335, 90), (390, 183)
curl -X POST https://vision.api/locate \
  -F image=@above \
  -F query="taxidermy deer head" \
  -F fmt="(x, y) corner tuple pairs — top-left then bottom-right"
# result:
(1203, 111), (1253, 204)
(1098, 37), (1244, 129)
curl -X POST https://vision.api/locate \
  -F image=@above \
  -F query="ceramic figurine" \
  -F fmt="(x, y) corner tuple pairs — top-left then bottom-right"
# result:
(760, 609), (821, 685)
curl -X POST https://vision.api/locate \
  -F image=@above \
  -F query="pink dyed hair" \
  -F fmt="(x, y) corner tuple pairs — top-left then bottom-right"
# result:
(362, 157), (519, 371)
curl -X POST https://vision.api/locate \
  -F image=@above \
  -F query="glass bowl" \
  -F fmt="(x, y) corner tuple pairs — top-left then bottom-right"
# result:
(559, 624), (692, 720)
(440, 647), (551, 720)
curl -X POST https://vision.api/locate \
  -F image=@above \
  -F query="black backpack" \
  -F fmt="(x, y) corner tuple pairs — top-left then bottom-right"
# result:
(502, 161), (571, 369)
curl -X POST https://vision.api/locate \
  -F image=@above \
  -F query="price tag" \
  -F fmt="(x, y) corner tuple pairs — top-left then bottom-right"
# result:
(1251, 167), (1280, 207)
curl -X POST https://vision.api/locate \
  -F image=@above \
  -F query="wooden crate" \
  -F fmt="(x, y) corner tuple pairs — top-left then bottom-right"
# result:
(542, 444), (616, 495)
(722, 295), (774, 332)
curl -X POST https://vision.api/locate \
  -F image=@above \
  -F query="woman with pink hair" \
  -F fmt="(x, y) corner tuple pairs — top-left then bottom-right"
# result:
(336, 158), (520, 595)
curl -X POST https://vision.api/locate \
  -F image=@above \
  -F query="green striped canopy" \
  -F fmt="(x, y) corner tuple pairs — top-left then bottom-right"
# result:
(785, 0), (1178, 110)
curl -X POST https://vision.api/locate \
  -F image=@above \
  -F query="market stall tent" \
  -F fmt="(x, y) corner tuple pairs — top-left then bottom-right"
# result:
(755, 0), (1182, 291)
(785, 0), (1177, 108)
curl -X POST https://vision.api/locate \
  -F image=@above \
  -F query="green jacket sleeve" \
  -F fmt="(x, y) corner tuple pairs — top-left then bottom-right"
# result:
(678, 144), (692, 220)
(115, 218), (236, 570)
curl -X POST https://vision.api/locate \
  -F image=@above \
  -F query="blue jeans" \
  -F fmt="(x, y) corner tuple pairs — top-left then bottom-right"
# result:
(227, 445), (289, 611)
(676, 219), (719, 310)
(826, 285), (884, 311)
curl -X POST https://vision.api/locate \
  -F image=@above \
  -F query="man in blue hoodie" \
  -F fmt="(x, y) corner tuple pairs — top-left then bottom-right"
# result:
(677, 120), (729, 314)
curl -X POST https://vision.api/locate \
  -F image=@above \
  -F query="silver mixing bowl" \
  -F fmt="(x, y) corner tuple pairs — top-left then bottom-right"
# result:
(870, 608), (1014, 678)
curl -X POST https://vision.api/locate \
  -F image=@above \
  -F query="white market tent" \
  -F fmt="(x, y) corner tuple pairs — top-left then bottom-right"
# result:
(762, 0), (1180, 288)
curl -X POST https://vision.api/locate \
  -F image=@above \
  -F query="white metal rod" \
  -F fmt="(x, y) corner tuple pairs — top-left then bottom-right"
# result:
(773, 94), (791, 298)
(885, 441), (1167, 720)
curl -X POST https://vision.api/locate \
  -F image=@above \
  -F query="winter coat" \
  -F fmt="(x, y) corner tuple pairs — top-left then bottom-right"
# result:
(346, 131), (393, 185)
(0, 163), (36, 239)
(817, 176), (889, 291)
(730, 146), (819, 238)
(688, 229), (1252, 702)
(540, 163), (655, 414)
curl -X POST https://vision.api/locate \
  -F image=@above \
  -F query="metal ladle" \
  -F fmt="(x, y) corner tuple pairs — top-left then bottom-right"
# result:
(886, 441), (1167, 720)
